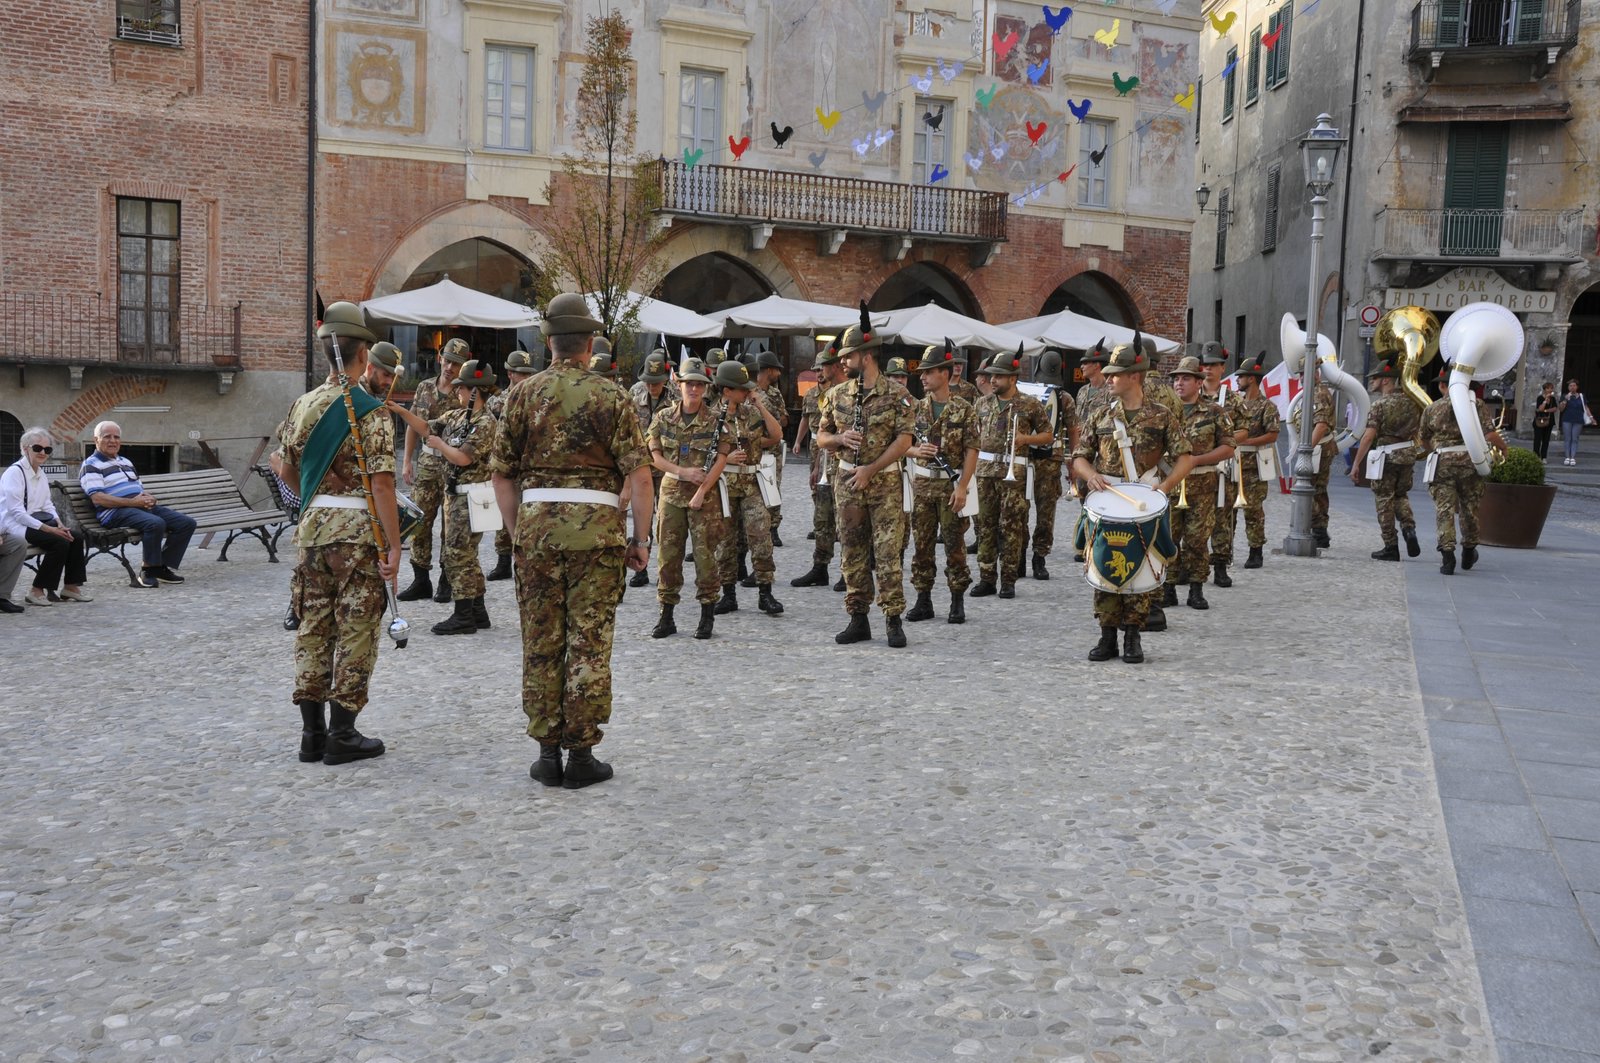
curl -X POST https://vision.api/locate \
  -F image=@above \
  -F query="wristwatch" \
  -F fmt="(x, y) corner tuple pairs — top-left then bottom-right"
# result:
(626, 537), (643, 547)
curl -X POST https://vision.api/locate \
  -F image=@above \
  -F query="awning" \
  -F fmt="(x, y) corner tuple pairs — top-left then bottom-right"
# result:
(361, 277), (539, 329)
(584, 291), (723, 339)
(870, 302), (1045, 357)
(1000, 309), (1181, 356)
(718, 294), (862, 337)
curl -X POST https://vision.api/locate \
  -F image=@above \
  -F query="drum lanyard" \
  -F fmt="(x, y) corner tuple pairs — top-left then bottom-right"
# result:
(1110, 407), (1139, 481)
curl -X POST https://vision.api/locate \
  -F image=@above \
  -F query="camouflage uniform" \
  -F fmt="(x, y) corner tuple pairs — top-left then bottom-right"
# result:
(909, 393), (977, 594)
(804, 382), (839, 565)
(282, 382), (396, 713)
(1075, 382), (1108, 426)
(1420, 394), (1492, 551)
(974, 391), (1049, 588)
(714, 400), (777, 585)
(647, 401), (730, 606)
(1203, 385), (1248, 564)
(1073, 398), (1191, 627)
(950, 377), (982, 405)
(1231, 392), (1281, 549)
(631, 379), (676, 550)
(489, 361), (649, 749)
(820, 375), (914, 616)
(1166, 398), (1229, 586)
(436, 404), (497, 601)
(1365, 391), (1421, 548)
(761, 382), (788, 532)
(1310, 383), (1338, 536)
(1029, 388), (1078, 559)
(406, 377), (461, 570)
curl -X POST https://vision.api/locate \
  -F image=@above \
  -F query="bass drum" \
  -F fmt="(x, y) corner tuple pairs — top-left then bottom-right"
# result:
(396, 491), (424, 543)
(1076, 482), (1176, 595)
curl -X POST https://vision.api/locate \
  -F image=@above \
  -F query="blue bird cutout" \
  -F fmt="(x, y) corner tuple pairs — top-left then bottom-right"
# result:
(1068, 97), (1092, 121)
(1043, 5), (1072, 32)
(929, 164), (950, 184)
(1220, 57), (1238, 79)
(1027, 58), (1050, 83)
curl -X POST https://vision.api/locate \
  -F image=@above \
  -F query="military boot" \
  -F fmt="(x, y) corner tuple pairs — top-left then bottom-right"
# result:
(1087, 626), (1120, 661)
(1213, 562), (1233, 587)
(947, 590), (965, 624)
(529, 743), (563, 787)
(651, 604), (676, 639)
(835, 611), (871, 644)
(1162, 582), (1179, 607)
(431, 598), (478, 635)
(1370, 543), (1401, 561)
(283, 602), (300, 631)
(1462, 545), (1479, 570)
(1440, 548), (1456, 575)
(432, 571), (452, 604)
(324, 702), (384, 765)
(832, 577), (846, 592)
(905, 591), (935, 622)
(885, 615), (907, 648)
(771, 528), (783, 547)
(297, 700), (326, 763)
(1244, 547), (1264, 569)
(791, 562), (829, 587)
(1144, 605), (1168, 632)
(998, 583), (1016, 599)
(487, 552), (513, 581)
(396, 563), (432, 601)
(737, 552), (752, 586)
(471, 596), (490, 629)
(1031, 553), (1050, 580)
(562, 747), (613, 789)
(629, 568), (650, 588)
(714, 583), (739, 614)
(1403, 527), (1421, 558)
(970, 580), (997, 597)
(1121, 625), (1145, 664)
(757, 584), (784, 615)
(1187, 583), (1209, 610)
(694, 603), (716, 640)
(1313, 528), (1331, 549)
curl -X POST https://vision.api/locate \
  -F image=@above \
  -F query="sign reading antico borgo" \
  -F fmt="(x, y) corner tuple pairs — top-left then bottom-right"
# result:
(1384, 267), (1556, 312)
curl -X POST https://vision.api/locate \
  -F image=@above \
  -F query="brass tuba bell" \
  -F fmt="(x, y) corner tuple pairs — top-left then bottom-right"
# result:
(1375, 306), (1441, 413)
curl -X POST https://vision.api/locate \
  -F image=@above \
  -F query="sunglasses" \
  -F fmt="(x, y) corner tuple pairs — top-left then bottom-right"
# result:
(30, 445), (53, 455)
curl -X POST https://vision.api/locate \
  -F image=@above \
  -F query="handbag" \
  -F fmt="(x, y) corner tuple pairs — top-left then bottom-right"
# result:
(1535, 410), (1553, 429)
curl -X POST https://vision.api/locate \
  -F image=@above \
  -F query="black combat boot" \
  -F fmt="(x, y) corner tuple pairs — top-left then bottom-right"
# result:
(297, 700), (326, 763)
(1440, 548), (1456, 575)
(947, 590), (965, 624)
(396, 563), (432, 601)
(832, 577), (846, 592)
(998, 583), (1016, 599)
(1162, 582), (1179, 606)
(324, 702), (384, 765)
(432, 570), (452, 604)
(885, 615), (907, 648)
(1187, 583), (1209, 610)
(1121, 625), (1145, 664)
(283, 602), (300, 631)
(652, 604), (676, 638)
(970, 580), (997, 597)
(471, 596), (490, 629)
(1461, 545), (1479, 570)
(431, 598), (478, 635)
(1313, 528), (1331, 549)
(1144, 606), (1168, 632)
(737, 552), (752, 585)
(757, 584), (784, 615)
(529, 743), (563, 787)
(714, 583), (739, 614)
(771, 528), (783, 547)
(807, 530), (816, 540)
(905, 591), (935, 622)
(1032, 553), (1050, 580)
(1087, 626), (1120, 661)
(1371, 543), (1401, 561)
(1244, 547), (1264, 569)
(487, 552), (513, 581)
(562, 747), (613, 789)
(629, 568), (649, 588)
(695, 603), (716, 639)
(1403, 527), (1421, 558)
(1213, 561), (1233, 587)
(791, 562), (829, 587)
(835, 611), (871, 644)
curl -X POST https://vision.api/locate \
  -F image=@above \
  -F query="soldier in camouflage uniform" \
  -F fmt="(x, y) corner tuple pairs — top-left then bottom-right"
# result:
(949, 354), (982, 405)
(280, 302), (399, 765)
(1027, 350), (1080, 581)
(1308, 370), (1339, 548)
(885, 356), (915, 557)
(1229, 354), (1281, 570)
(1071, 341), (1194, 663)
(487, 350), (537, 582)
(1420, 366), (1504, 575)
(753, 350), (789, 546)
(706, 360), (785, 617)
(1350, 359), (1422, 561)
(817, 315), (915, 647)
(1165, 357), (1234, 610)
(646, 358), (731, 639)
(488, 293), (653, 790)
(971, 348), (1052, 599)
(627, 350), (677, 589)
(391, 360), (499, 635)
(1071, 341), (1112, 563)
(904, 344), (978, 624)
(398, 337), (468, 603)
(1199, 342), (1246, 585)
(790, 341), (847, 587)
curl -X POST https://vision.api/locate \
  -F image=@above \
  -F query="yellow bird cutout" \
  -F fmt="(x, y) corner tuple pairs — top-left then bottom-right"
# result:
(1174, 84), (1196, 110)
(816, 107), (841, 132)
(1093, 18), (1121, 50)
(1208, 10), (1237, 35)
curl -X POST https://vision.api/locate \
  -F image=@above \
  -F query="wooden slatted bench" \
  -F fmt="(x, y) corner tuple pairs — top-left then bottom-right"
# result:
(53, 468), (286, 586)
(250, 463), (300, 553)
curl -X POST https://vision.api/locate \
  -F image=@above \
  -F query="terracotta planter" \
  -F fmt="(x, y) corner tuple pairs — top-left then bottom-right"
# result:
(1476, 481), (1557, 549)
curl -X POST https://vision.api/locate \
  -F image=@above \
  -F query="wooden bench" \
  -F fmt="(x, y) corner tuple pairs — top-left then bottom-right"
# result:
(249, 463), (301, 553)
(53, 468), (287, 586)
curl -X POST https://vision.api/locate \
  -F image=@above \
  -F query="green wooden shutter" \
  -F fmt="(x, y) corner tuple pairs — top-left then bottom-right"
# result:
(1515, 0), (1546, 43)
(1222, 46), (1237, 120)
(1262, 164), (1280, 252)
(1436, 0), (1464, 46)
(1443, 124), (1508, 255)
(1265, 10), (1281, 86)
(1246, 28), (1261, 103)
(1277, 2), (1291, 83)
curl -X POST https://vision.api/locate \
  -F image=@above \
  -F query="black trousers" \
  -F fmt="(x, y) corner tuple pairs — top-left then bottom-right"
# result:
(1533, 424), (1553, 459)
(25, 526), (87, 590)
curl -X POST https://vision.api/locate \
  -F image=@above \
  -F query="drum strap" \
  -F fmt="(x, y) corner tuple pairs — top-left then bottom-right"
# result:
(1111, 410), (1140, 482)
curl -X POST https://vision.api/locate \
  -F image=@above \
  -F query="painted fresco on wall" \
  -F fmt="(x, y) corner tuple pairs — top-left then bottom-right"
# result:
(332, 0), (421, 24)
(1137, 35), (1191, 99)
(967, 85), (1067, 193)
(327, 24), (426, 134)
(994, 13), (1056, 89)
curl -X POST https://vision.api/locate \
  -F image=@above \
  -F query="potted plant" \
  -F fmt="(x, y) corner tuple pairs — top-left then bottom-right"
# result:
(1476, 446), (1557, 549)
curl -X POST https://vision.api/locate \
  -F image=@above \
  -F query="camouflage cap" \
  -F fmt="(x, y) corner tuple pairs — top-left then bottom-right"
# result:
(678, 357), (711, 384)
(441, 337), (471, 364)
(540, 292), (603, 337)
(316, 301), (377, 344)
(1168, 355), (1205, 378)
(1199, 340), (1229, 366)
(986, 345), (1025, 377)
(454, 359), (495, 389)
(367, 341), (402, 372)
(755, 350), (783, 372)
(589, 353), (620, 377)
(1235, 352), (1270, 378)
(713, 360), (753, 390)
(640, 350), (670, 383)
(1036, 350), (1066, 387)
(885, 357), (909, 377)
(505, 349), (536, 375)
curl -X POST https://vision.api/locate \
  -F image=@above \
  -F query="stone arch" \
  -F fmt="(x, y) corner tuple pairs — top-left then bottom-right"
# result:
(656, 251), (775, 314)
(51, 376), (170, 443)
(1032, 267), (1146, 327)
(367, 201), (556, 299)
(868, 260), (981, 317)
(652, 226), (801, 300)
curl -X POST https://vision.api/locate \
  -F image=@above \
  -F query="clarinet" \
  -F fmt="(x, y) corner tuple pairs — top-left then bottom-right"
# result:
(851, 382), (867, 468)
(918, 418), (959, 482)
(701, 402), (728, 475)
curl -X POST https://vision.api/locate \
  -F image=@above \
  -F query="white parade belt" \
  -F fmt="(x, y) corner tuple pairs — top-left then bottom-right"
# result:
(307, 493), (368, 510)
(1424, 445), (1469, 485)
(1434, 445), (1469, 454)
(724, 464), (762, 475)
(454, 482), (493, 494)
(1187, 464), (1224, 476)
(1235, 444), (1260, 453)
(909, 463), (954, 479)
(520, 488), (621, 507)
(977, 451), (1031, 466)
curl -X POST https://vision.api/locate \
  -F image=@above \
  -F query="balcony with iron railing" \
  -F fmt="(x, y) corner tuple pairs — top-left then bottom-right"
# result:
(649, 160), (1008, 255)
(1, 293), (242, 372)
(1407, 0), (1578, 70)
(1372, 207), (1586, 264)
(116, 0), (182, 46)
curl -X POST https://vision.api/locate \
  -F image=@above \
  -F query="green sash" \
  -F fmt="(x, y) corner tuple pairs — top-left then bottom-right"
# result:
(299, 386), (382, 503)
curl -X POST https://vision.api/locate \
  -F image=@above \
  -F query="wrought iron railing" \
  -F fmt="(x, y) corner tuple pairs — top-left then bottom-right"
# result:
(1409, 0), (1578, 56)
(651, 160), (1008, 243)
(1373, 207), (1585, 261)
(0, 293), (242, 367)
(116, 0), (181, 45)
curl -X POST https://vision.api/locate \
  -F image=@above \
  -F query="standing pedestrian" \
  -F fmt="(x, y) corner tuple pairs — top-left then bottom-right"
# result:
(1558, 378), (1592, 466)
(1350, 359), (1422, 561)
(1532, 381), (1558, 462)
(398, 339), (467, 602)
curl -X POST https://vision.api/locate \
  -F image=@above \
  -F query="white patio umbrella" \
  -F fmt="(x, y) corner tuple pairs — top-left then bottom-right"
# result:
(1001, 309), (1181, 356)
(873, 302), (1046, 357)
(360, 276), (539, 329)
(583, 290), (723, 339)
(717, 294), (862, 337)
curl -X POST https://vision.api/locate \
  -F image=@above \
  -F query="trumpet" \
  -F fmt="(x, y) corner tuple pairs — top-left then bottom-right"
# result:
(1002, 407), (1019, 482)
(1233, 457), (1248, 509)
(1174, 477), (1190, 510)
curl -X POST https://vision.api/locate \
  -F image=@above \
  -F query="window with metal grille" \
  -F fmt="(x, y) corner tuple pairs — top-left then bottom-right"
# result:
(116, 0), (180, 45)
(1246, 28), (1262, 104)
(485, 45), (534, 152)
(116, 198), (181, 359)
(1214, 188), (1229, 268)
(1265, 4), (1292, 89)
(1222, 46), (1238, 122)
(1262, 164), (1281, 252)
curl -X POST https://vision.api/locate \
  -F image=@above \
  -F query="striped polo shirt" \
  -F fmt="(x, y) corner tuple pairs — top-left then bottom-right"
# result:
(79, 452), (147, 525)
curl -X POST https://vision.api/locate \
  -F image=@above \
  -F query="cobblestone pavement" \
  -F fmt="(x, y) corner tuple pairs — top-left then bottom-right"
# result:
(3, 469), (1493, 1062)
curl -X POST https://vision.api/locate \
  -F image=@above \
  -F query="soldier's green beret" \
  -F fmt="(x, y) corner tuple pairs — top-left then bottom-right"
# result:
(986, 345), (1025, 377)
(755, 350), (783, 372)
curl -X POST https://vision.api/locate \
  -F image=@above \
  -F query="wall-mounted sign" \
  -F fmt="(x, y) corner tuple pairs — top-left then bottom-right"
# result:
(1384, 267), (1555, 314)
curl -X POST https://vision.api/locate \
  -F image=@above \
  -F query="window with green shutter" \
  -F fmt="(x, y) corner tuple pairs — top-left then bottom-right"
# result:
(1442, 123), (1508, 256)
(1222, 46), (1238, 122)
(1262, 164), (1280, 253)
(1265, 3), (1293, 89)
(1215, 188), (1230, 268)
(1246, 28), (1261, 105)
(1515, 0), (1547, 44)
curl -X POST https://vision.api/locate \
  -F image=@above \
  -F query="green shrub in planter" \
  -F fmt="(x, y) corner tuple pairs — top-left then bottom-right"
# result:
(1489, 446), (1545, 486)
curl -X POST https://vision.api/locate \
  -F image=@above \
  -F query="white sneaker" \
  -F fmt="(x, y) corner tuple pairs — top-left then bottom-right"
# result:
(24, 590), (51, 607)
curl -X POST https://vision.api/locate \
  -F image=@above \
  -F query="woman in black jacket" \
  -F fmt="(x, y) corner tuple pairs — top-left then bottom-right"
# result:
(1532, 381), (1559, 460)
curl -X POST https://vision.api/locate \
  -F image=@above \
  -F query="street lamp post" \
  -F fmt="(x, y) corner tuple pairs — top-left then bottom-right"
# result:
(1284, 113), (1347, 558)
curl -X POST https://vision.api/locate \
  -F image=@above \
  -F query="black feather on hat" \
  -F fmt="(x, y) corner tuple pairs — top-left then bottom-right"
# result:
(858, 300), (873, 344)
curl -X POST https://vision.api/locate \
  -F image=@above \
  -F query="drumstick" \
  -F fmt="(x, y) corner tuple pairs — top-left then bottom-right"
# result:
(1102, 485), (1147, 511)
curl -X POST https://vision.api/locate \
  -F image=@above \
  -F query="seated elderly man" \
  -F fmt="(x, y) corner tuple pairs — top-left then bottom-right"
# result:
(79, 421), (197, 589)
(0, 530), (24, 613)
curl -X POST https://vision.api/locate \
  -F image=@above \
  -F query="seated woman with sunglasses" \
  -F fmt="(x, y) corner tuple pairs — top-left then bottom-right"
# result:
(0, 428), (91, 606)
